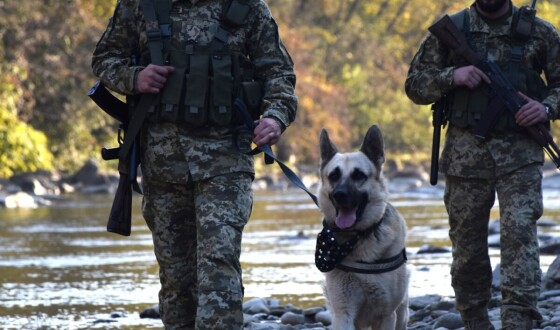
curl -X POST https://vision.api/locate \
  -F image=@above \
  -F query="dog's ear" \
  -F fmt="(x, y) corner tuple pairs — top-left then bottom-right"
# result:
(360, 125), (385, 168)
(320, 128), (338, 168)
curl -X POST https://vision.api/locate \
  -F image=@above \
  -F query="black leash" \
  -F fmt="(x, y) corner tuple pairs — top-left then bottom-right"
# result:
(234, 99), (319, 206)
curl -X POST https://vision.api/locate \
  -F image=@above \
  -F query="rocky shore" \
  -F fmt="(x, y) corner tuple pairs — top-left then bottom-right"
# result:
(124, 256), (560, 330)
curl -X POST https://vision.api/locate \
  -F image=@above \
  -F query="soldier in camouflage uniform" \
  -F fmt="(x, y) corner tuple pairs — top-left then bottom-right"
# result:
(405, 0), (560, 329)
(92, 0), (297, 329)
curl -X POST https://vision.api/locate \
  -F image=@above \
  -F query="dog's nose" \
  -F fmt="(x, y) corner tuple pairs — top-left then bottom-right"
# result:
(332, 188), (350, 205)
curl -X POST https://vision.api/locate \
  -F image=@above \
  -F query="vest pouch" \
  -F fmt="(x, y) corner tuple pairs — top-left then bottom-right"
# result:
(467, 89), (488, 128)
(209, 55), (233, 126)
(159, 67), (186, 122)
(184, 54), (210, 126)
(240, 81), (263, 119)
(449, 88), (470, 128)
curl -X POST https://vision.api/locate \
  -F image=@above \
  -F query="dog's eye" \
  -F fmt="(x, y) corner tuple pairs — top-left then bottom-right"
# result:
(328, 168), (341, 183)
(351, 169), (367, 182)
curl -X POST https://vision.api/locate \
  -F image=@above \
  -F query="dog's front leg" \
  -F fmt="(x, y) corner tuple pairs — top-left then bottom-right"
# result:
(331, 311), (357, 330)
(376, 312), (397, 330)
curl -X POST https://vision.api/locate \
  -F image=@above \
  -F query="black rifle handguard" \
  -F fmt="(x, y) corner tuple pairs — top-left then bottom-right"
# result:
(88, 81), (127, 123)
(430, 99), (446, 185)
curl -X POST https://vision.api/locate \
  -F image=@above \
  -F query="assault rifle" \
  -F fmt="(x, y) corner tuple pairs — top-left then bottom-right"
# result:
(88, 80), (141, 236)
(428, 14), (560, 169)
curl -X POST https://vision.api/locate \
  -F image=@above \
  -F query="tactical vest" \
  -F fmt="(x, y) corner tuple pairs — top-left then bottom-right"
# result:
(140, 0), (263, 127)
(446, 7), (549, 132)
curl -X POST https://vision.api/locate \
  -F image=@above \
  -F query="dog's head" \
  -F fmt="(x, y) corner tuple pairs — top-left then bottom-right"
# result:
(318, 124), (388, 230)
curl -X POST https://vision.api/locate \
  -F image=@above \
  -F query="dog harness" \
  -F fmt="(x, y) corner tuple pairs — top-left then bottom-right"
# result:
(315, 207), (407, 274)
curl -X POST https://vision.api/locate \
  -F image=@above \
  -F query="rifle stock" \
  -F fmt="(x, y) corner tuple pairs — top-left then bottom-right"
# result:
(428, 15), (560, 169)
(88, 80), (140, 236)
(107, 174), (132, 236)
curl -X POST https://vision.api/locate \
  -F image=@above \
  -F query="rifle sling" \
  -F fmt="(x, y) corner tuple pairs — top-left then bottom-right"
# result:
(117, 93), (158, 170)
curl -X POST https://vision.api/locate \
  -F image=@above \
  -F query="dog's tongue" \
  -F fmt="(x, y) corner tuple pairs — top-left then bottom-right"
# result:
(336, 208), (357, 229)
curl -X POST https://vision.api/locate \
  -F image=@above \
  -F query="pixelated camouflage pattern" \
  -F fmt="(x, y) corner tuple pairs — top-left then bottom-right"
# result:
(405, 4), (560, 112)
(142, 172), (253, 329)
(139, 121), (256, 182)
(405, 4), (560, 179)
(445, 164), (543, 325)
(92, 1), (293, 328)
(92, 0), (297, 182)
(92, 0), (297, 129)
(406, 4), (553, 326)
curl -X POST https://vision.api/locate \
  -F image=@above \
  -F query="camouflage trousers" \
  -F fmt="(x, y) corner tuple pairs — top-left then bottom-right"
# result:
(142, 172), (253, 330)
(444, 163), (543, 328)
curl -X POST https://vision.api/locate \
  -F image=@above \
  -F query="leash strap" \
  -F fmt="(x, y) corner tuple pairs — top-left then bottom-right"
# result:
(250, 143), (319, 206)
(233, 99), (319, 206)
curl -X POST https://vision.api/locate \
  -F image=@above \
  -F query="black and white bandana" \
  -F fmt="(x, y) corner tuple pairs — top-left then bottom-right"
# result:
(315, 222), (360, 272)
(315, 207), (407, 274)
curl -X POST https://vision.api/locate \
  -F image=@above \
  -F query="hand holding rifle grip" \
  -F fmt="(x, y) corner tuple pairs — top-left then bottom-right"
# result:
(428, 14), (560, 169)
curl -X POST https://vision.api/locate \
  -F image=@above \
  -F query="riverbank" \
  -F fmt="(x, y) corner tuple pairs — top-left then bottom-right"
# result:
(119, 257), (560, 330)
(3, 160), (560, 329)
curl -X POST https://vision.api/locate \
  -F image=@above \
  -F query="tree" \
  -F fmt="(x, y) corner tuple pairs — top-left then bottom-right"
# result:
(0, 64), (53, 178)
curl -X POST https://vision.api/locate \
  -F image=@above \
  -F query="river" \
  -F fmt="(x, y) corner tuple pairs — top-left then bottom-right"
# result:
(1, 184), (560, 329)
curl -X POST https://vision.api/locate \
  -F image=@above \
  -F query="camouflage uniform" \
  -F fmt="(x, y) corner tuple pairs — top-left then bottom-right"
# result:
(92, 0), (297, 329)
(405, 3), (560, 329)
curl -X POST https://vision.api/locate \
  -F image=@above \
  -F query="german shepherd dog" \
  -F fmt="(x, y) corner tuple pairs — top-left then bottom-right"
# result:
(315, 124), (409, 330)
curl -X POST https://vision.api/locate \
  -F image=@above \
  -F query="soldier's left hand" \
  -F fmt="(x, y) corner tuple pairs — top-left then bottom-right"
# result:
(253, 117), (282, 146)
(515, 92), (548, 127)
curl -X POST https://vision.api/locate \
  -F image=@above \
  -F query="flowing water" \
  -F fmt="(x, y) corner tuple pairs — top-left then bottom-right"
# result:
(1, 184), (560, 329)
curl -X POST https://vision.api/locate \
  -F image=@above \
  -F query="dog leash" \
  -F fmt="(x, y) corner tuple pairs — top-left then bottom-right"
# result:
(233, 99), (319, 207)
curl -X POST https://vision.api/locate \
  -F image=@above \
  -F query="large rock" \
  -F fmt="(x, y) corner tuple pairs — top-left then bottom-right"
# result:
(64, 158), (119, 193)
(543, 256), (560, 290)
(9, 170), (62, 196)
(1, 191), (38, 208)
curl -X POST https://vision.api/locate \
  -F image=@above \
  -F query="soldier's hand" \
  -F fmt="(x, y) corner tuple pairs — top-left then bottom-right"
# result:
(253, 117), (282, 146)
(453, 65), (491, 89)
(136, 64), (175, 94)
(515, 92), (548, 127)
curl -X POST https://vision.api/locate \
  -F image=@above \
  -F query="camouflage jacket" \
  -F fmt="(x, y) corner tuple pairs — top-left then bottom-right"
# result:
(92, 0), (297, 182)
(405, 4), (560, 178)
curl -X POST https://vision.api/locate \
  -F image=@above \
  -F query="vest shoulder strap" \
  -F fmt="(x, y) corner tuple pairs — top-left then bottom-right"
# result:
(511, 6), (536, 63)
(140, 0), (252, 54)
(448, 7), (536, 64)
(140, 0), (172, 65)
(211, 0), (252, 51)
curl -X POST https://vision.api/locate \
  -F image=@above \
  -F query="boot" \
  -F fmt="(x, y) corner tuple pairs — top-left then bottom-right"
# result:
(463, 317), (495, 330)
(501, 310), (533, 330)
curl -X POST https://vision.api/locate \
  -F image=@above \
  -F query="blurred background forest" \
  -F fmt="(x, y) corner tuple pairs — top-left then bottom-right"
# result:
(1, 0), (560, 178)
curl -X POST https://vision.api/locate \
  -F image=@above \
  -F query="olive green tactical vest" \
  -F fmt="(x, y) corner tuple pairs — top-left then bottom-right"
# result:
(446, 7), (548, 132)
(140, 0), (263, 127)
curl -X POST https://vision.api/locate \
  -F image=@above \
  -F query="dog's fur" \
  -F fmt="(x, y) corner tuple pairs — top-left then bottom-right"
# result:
(318, 124), (409, 330)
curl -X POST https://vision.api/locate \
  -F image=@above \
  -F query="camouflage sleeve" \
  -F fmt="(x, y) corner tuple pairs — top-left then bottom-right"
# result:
(247, 1), (297, 129)
(91, 0), (144, 95)
(538, 19), (560, 121)
(405, 33), (455, 105)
